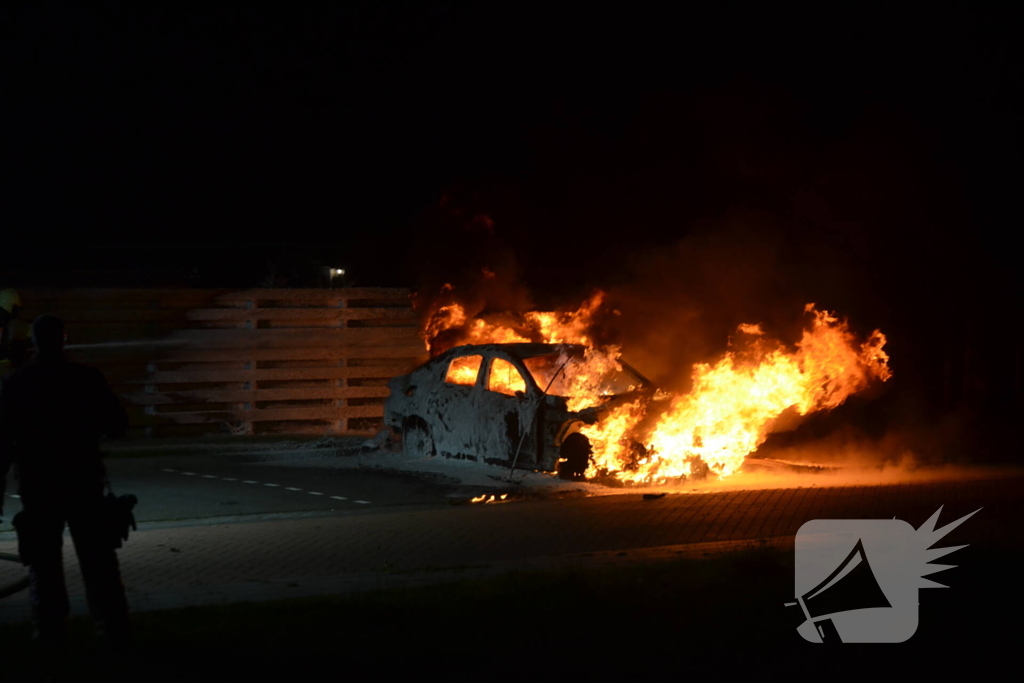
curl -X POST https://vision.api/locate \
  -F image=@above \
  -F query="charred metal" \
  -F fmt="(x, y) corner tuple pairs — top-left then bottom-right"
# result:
(384, 343), (653, 479)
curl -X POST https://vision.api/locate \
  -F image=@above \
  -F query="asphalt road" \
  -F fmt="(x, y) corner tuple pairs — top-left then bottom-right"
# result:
(1, 452), (462, 532)
(3, 453), (1021, 627)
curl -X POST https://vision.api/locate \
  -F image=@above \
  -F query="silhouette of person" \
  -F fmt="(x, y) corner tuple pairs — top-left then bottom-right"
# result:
(0, 314), (131, 653)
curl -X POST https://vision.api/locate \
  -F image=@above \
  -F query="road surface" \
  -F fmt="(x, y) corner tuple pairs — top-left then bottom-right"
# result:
(2, 452), (1021, 623)
(1, 452), (462, 532)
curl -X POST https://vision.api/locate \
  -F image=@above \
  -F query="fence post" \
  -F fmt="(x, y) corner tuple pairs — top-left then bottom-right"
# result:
(243, 296), (255, 330)
(334, 295), (347, 433)
(242, 296), (255, 434)
(149, 296), (160, 336)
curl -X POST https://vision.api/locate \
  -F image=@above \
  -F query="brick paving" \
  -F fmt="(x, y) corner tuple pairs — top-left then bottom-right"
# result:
(1, 473), (1021, 622)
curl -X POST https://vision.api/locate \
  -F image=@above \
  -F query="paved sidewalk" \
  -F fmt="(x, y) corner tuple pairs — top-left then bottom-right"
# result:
(2, 473), (1020, 623)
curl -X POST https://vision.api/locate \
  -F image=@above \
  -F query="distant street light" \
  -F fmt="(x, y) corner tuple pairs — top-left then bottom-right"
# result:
(326, 267), (346, 288)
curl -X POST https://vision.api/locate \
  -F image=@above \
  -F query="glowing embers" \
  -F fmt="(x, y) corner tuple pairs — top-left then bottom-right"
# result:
(470, 493), (509, 504)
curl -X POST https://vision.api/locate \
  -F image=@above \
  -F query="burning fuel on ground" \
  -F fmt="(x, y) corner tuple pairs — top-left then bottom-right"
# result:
(420, 289), (891, 485)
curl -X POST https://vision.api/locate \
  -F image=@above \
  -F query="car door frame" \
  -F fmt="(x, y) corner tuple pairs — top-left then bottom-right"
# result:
(472, 351), (543, 466)
(424, 350), (487, 459)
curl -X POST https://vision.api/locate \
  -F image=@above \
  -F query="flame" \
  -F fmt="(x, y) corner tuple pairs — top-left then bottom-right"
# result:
(521, 292), (605, 348)
(470, 493), (510, 504)
(444, 354), (483, 386)
(580, 398), (650, 474)
(420, 287), (891, 484)
(488, 357), (527, 396)
(422, 290), (606, 355)
(592, 305), (892, 482)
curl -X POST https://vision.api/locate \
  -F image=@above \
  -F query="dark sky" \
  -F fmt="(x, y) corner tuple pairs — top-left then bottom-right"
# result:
(3, 2), (1021, 441)
(3, 2), (1020, 303)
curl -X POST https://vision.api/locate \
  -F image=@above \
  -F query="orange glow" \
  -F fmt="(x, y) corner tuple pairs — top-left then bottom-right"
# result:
(470, 493), (510, 504)
(588, 305), (892, 482)
(422, 291), (607, 354)
(421, 288), (891, 484)
(445, 354), (483, 386)
(488, 358), (527, 396)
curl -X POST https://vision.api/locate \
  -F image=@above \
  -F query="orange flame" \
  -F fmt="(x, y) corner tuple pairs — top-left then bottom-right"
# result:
(422, 290), (606, 355)
(420, 289), (891, 484)
(589, 304), (891, 482)
(470, 493), (510, 504)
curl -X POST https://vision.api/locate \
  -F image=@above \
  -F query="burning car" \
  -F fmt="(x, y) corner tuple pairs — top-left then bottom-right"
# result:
(384, 342), (655, 478)
(404, 290), (892, 484)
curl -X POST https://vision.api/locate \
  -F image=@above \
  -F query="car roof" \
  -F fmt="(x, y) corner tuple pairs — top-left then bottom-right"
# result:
(427, 342), (655, 389)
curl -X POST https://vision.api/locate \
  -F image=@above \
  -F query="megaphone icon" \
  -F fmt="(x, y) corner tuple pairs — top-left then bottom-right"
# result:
(793, 538), (892, 643)
(791, 508), (978, 643)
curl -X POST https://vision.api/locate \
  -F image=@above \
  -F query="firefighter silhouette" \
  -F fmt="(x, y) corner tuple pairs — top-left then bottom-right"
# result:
(0, 315), (132, 652)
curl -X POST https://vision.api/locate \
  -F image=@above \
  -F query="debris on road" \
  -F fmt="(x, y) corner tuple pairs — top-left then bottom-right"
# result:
(361, 429), (392, 451)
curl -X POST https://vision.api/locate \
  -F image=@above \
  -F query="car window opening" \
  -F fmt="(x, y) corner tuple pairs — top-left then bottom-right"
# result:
(522, 352), (642, 398)
(445, 354), (483, 386)
(488, 358), (526, 396)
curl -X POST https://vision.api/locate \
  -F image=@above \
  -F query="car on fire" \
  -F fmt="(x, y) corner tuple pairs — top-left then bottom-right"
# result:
(384, 343), (655, 478)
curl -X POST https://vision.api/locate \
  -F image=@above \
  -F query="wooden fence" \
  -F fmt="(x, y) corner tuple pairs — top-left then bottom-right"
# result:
(16, 288), (427, 437)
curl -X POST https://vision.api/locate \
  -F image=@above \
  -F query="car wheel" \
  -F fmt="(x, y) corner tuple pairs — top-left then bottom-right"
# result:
(403, 421), (435, 458)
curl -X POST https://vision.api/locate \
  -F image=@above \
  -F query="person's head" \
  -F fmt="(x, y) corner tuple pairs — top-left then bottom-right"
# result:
(32, 315), (65, 355)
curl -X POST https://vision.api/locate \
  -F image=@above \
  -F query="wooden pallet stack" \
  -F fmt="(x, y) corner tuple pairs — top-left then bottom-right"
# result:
(16, 288), (427, 437)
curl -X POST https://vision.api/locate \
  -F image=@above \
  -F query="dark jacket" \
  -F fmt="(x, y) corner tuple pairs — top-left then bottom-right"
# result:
(0, 352), (128, 499)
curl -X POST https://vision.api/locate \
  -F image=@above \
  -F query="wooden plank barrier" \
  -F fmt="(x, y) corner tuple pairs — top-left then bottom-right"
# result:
(15, 288), (427, 437)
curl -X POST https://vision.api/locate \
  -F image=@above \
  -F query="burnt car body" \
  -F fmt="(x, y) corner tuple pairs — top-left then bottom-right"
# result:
(384, 343), (654, 476)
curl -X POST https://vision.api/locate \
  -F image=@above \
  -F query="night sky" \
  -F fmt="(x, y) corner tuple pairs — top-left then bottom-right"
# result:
(4, 3), (1022, 441)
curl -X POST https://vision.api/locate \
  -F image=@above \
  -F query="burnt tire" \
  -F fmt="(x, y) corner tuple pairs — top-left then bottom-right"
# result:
(403, 421), (435, 458)
(558, 432), (592, 481)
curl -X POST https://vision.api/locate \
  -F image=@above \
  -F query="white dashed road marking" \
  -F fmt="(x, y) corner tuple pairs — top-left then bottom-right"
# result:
(160, 469), (368, 504)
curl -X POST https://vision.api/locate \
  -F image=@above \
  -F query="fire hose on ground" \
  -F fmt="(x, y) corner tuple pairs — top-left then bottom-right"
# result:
(0, 551), (29, 600)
